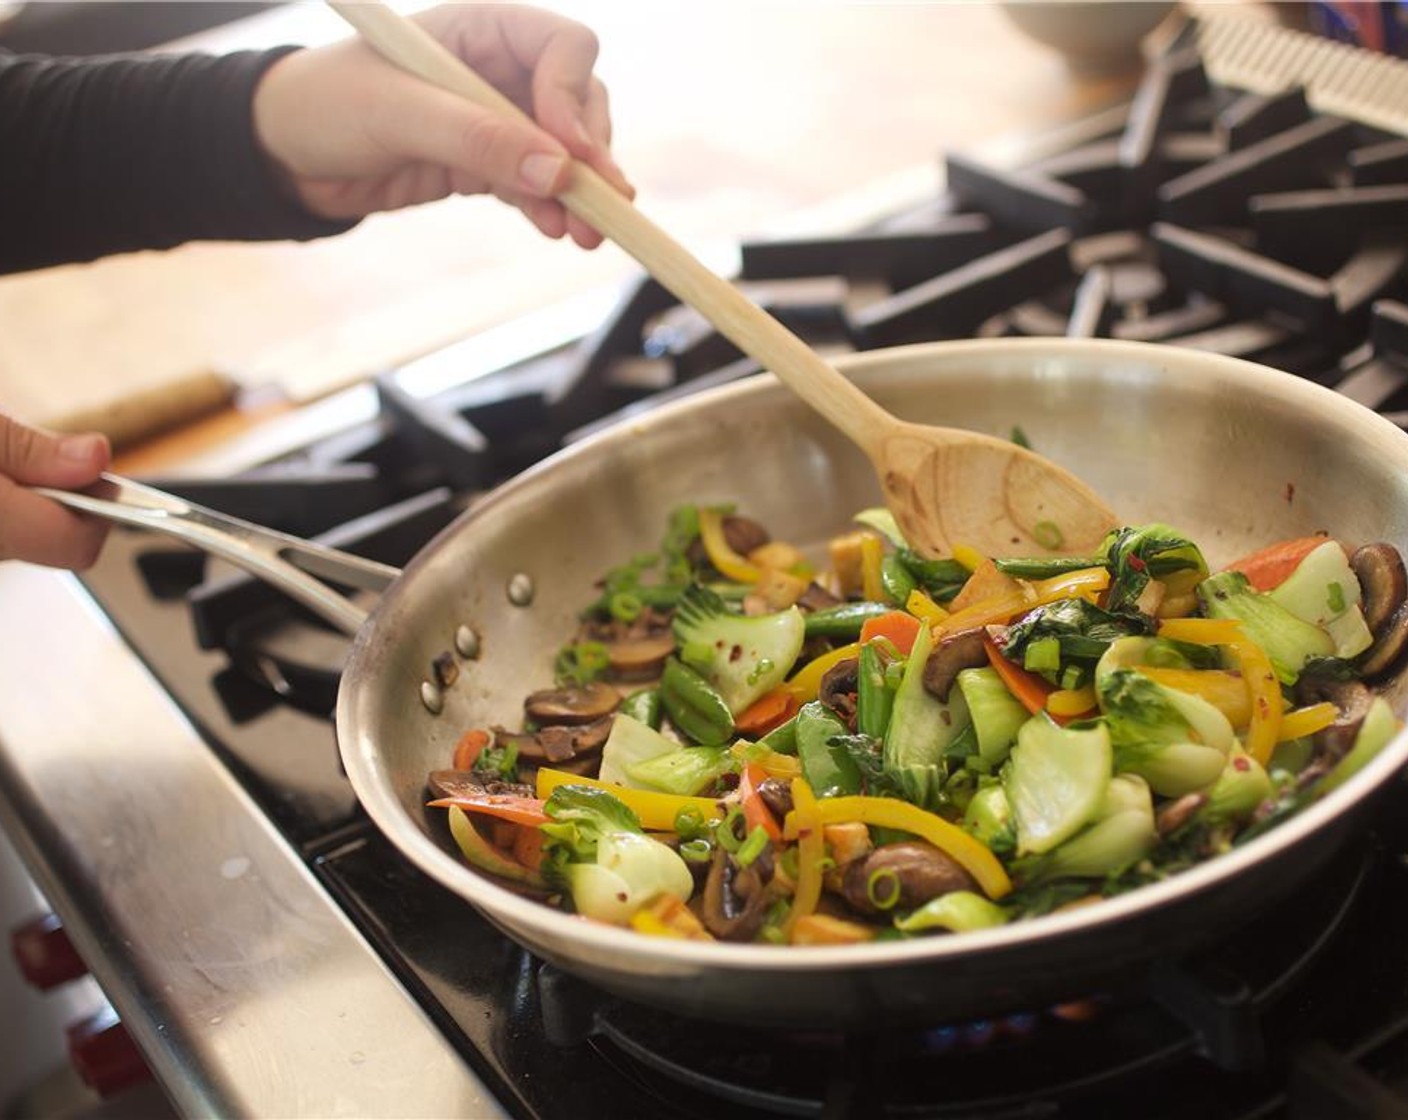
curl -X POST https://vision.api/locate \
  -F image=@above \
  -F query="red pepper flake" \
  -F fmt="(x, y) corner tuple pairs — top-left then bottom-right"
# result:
(729, 644), (742, 662)
(1233, 756), (1250, 772)
(1284, 482), (1296, 503)
(1128, 555), (1147, 572)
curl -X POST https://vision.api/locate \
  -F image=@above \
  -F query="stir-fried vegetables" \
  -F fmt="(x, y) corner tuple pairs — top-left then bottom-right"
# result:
(427, 507), (1405, 946)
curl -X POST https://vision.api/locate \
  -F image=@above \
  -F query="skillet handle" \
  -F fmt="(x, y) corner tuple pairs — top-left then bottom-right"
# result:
(35, 473), (398, 636)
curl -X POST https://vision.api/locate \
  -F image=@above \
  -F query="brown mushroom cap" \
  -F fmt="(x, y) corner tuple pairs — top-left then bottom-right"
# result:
(922, 628), (990, 702)
(1352, 543), (1408, 637)
(497, 715), (615, 765)
(701, 848), (771, 941)
(604, 636), (677, 680)
(819, 657), (859, 725)
(840, 841), (976, 916)
(427, 770), (536, 801)
(1359, 602), (1408, 681)
(524, 681), (620, 725)
(1296, 673), (1376, 760)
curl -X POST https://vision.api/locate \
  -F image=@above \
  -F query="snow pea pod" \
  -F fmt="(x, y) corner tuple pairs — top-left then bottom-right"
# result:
(795, 701), (862, 798)
(660, 657), (735, 746)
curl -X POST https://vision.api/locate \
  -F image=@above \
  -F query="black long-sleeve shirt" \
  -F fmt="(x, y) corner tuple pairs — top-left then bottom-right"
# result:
(0, 47), (353, 274)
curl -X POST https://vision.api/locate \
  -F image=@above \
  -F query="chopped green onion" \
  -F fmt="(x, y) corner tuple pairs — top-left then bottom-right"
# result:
(1327, 581), (1346, 613)
(779, 846), (800, 881)
(1011, 426), (1032, 449)
(553, 641), (610, 686)
(735, 825), (771, 868)
(715, 805), (747, 853)
(1033, 520), (1065, 550)
(1023, 636), (1061, 675)
(866, 867), (902, 911)
(679, 838), (713, 863)
(609, 590), (644, 623)
(674, 805), (707, 840)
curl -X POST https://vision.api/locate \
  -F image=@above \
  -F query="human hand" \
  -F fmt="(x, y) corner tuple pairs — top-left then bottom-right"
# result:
(252, 3), (633, 248)
(0, 415), (111, 569)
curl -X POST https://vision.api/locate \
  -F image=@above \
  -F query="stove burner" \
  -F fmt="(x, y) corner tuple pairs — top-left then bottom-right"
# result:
(522, 840), (1377, 1118)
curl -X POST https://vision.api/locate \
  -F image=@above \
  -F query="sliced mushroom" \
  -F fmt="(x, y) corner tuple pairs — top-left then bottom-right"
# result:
(840, 841), (976, 916)
(523, 681), (620, 725)
(427, 770), (536, 801)
(604, 636), (676, 680)
(819, 657), (859, 725)
(1296, 675), (1375, 761)
(1352, 543), (1408, 637)
(1359, 602), (1408, 681)
(797, 581), (843, 612)
(757, 777), (794, 822)
(701, 848), (771, 941)
(494, 714), (615, 765)
(922, 628), (989, 702)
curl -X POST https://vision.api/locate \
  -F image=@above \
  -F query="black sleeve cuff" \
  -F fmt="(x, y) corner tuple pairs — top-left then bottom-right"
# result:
(0, 47), (356, 274)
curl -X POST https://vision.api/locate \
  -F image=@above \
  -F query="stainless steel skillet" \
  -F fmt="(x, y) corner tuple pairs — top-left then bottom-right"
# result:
(43, 337), (1408, 1030)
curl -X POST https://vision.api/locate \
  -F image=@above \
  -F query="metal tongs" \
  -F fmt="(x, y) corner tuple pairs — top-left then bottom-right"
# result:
(38, 473), (398, 635)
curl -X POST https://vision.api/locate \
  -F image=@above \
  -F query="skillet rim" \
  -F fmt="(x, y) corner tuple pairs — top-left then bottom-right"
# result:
(336, 335), (1408, 972)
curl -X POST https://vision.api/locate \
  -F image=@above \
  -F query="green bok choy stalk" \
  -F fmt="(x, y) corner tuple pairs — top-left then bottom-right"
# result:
(1095, 637), (1233, 797)
(541, 785), (692, 925)
(672, 585), (805, 715)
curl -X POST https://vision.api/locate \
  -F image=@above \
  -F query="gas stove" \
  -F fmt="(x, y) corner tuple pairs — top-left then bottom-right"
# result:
(7, 14), (1408, 1119)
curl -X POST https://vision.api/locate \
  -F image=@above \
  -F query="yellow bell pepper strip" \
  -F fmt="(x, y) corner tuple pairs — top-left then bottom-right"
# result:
(934, 567), (1110, 638)
(789, 795), (1012, 900)
(782, 641), (861, 703)
(790, 913), (877, 945)
(729, 740), (803, 780)
(781, 777), (826, 940)
(629, 894), (713, 940)
(860, 533), (886, 603)
(952, 544), (986, 573)
(698, 508), (762, 584)
(1156, 618), (1282, 766)
(1140, 667), (1253, 728)
(1277, 702), (1337, 742)
(1047, 685), (1097, 719)
(905, 588), (949, 624)
(534, 769), (723, 831)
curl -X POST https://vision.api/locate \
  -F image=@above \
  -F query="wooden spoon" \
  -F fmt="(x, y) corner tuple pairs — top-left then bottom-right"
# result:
(328, 3), (1119, 558)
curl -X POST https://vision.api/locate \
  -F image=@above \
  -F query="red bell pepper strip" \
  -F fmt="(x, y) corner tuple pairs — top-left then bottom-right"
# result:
(982, 636), (1054, 716)
(452, 728), (492, 770)
(735, 688), (799, 737)
(426, 794), (548, 828)
(859, 610), (923, 656)
(737, 763), (782, 841)
(1223, 534), (1329, 592)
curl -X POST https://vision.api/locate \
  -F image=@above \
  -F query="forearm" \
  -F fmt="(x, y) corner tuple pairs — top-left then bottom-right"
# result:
(0, 48), (353, 274)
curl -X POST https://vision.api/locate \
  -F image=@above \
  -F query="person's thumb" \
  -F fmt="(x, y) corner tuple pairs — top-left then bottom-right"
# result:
(0, 415), (110, 487)
(397, 87), (571, 200)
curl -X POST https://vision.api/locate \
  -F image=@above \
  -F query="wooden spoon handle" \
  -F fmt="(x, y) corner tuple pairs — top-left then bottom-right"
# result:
(328, 2), (894, 454)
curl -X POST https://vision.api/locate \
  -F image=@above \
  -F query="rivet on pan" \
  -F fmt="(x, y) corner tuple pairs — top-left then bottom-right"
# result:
(507, 573), (535, 607)
(420, 681), (444, 715)
(432, 651), (458, 689)
(454, 625), (481, 660)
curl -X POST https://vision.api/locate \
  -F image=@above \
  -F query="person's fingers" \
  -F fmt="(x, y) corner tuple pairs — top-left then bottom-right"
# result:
(383, 82), (573, 202)
(0, 477), (108, 569)
(0, 416), (110, 568)
(0, 417), (108, 487)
